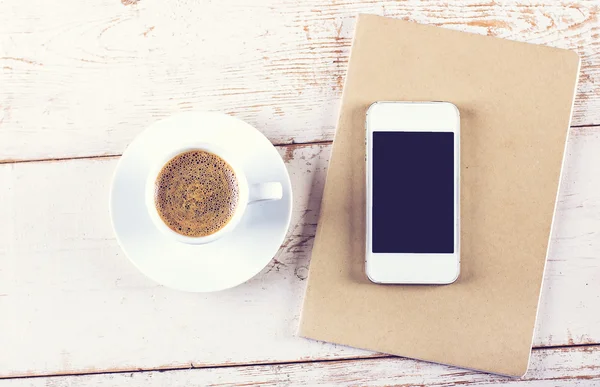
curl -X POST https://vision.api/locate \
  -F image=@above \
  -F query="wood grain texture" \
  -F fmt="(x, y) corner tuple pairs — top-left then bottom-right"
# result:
(3, 346), (600, 386)
(1, 0), (599, 161)
(1, 126), (599, 378)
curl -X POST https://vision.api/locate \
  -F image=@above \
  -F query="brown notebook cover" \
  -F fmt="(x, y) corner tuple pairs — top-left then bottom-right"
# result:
(299, 14), (580, 376)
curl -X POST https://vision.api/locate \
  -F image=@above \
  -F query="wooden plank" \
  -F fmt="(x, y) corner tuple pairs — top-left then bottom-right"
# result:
(3, 345), (600, 386)
(1, 0), (599, 161)
(1, 126), (599, 377)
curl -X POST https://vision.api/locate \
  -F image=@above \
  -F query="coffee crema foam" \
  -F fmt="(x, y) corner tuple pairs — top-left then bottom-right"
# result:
(154, 150), (239, 237)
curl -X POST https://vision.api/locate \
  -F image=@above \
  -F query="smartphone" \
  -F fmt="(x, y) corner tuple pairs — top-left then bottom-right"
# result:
(365, 101), (460, 284)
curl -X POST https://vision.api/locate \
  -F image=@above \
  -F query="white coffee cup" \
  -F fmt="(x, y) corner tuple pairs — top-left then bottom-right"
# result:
(145, 143), (283, 244)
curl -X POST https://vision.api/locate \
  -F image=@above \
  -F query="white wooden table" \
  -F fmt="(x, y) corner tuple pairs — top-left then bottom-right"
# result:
(1, 1), (599, 385)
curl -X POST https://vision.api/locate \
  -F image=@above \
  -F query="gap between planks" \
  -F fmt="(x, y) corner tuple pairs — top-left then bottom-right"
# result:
(0, 140), (334, 165)
(571, 123), (600, 128)
(3, 343), (600, 381)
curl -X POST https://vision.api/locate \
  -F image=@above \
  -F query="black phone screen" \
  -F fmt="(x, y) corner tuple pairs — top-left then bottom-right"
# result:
(372, 131), (455, 254)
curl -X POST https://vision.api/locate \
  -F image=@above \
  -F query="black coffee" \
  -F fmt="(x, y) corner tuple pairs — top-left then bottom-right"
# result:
(154, 150), (239, 237)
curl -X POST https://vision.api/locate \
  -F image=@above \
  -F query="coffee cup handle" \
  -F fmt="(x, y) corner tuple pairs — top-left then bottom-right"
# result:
(248, 183), (283, 204)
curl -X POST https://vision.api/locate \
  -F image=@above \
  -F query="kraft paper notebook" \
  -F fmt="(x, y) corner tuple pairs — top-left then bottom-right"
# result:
(299, 14), (580, 376)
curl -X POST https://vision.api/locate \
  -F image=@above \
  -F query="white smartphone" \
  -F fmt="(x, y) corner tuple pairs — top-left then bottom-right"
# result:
(365, 101), (460, 284)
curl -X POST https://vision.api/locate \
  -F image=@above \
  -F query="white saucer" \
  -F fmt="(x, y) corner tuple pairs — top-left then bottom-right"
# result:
(109, 112), (293, 292)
